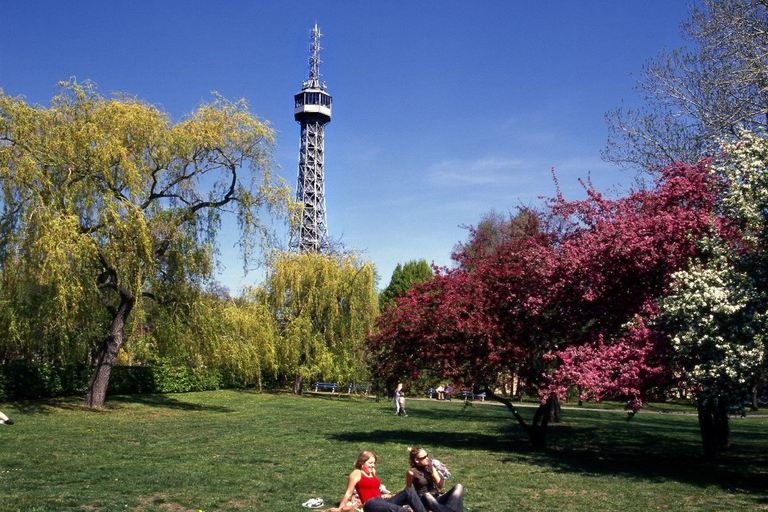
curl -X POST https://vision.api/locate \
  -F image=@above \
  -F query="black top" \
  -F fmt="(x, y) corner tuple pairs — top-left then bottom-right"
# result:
(410, 466), (441, 497)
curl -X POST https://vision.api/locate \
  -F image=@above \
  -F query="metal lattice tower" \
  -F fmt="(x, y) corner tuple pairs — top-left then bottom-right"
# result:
(293, 24), (332, 253)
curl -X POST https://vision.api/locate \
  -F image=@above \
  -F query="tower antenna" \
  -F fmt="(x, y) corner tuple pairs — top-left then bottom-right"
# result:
(304, 24), (325, 90)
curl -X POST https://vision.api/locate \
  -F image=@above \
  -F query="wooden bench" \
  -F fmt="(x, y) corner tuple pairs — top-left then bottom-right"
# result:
(313, 382), (338, 393)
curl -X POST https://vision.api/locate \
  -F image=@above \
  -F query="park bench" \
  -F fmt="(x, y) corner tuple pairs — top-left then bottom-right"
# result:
(347, 383), (371, 395)
(313, 382), (338, 393)
(459, 390), (486, 401)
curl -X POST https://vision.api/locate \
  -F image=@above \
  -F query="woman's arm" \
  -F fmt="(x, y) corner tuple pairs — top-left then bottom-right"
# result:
(339, 470), (361, 509)
(405, 469), (415, 488)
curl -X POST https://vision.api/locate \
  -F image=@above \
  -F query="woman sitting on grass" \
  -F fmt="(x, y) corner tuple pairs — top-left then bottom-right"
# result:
(336, 450), (427, 512)
(405, 447), (464, 512)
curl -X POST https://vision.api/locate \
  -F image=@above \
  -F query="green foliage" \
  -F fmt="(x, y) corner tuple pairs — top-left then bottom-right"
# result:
(0, 361), (90, 399)
(258, 252), (379, 386)
(379, 259), (433, 311)
(107, 365), (232, 394)
(0, 249), (108, 366)
(0, 360), (249, 399)
(118, 288), (280, 390)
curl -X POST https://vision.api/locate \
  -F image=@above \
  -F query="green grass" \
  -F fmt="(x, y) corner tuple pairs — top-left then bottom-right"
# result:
(1, 391), (766, 511)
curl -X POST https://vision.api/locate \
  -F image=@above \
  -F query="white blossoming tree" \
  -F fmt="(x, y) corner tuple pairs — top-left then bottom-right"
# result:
(661, 130), (768, 458)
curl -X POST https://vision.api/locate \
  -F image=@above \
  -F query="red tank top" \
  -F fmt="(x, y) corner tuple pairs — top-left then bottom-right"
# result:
(356, 471), (382, 503)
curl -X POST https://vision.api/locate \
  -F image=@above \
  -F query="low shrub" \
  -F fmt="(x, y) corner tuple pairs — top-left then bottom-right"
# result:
(0, 361), (247, 400)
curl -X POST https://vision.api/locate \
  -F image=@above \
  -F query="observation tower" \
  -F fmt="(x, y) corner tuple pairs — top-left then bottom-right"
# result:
(293, 24), (332, 253)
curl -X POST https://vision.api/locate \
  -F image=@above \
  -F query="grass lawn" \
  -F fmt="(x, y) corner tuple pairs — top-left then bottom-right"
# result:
(1, 390), (766, 511)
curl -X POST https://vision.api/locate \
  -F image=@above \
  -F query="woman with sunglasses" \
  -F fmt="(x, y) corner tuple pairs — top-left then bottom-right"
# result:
(337, 450), (427, 512)
(405, 447), (464, 512)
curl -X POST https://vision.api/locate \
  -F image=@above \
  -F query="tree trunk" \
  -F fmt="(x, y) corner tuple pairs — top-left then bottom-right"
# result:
(85, 295), (134, 408)
(697, 396), (730, 460)
(530, 394), (560, 448)
(697, 399), (717, 460)
(750, 381), (759, 411)
(293, 372), (303, 395)
(487, 389), (559, 450)
(713, 398), (730, 449)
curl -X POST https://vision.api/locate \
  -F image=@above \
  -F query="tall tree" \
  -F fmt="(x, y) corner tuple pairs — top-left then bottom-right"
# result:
(453, 208), (542, 269)
(604, 0), (768, 172)
(369, 209), (557, 446)
(0, 81), (292, 407)
(379, 259), (433, 312)
(659, 130), (768, 457)
(260, 252), (378, 393)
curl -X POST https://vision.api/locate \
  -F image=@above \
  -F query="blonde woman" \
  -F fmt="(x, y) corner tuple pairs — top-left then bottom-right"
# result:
(338, 450), (427, 512)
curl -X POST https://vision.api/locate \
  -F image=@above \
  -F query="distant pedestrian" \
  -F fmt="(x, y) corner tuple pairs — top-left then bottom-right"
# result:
(398, 392), (407, 417)
(394, 381), (403, 416)
(0, 411), (14, 425)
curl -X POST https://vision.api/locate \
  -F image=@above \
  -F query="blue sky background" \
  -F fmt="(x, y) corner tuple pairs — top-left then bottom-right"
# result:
(1, 1), (692, 292)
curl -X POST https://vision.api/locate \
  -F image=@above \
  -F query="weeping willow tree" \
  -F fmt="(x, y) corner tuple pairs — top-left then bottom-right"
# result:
(118, 289), (280, 390)
(0, 271), (108, 365)
(258, 252), (378, 393)
(0, 80), (292, 407)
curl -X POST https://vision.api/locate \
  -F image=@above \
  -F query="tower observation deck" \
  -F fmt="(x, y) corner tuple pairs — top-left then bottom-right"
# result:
(293, 24), (332, 253)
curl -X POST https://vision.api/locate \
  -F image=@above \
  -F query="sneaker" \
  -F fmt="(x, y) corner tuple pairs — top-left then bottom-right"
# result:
(302, 497), (324, 509)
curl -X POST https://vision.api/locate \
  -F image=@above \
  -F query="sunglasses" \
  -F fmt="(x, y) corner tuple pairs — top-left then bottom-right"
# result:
(416, 453), (429, 461)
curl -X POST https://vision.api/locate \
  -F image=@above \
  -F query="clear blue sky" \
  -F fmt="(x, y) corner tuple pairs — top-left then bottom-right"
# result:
(1, 1), (691, 292)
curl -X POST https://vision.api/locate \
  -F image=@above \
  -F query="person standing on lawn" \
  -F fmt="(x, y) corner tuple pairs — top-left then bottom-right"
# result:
(393, 381), (403, 416)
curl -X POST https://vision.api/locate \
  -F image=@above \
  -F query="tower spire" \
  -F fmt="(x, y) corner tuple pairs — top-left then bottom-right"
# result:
(304, 24), (324, 90)
(293, 25), (333, 254)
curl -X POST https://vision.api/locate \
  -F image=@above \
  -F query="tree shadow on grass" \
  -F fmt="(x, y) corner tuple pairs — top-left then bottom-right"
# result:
(403, 404), (515, 424)
(330, 411), (768, 506)
(5, 393), (234, 415)
(107, 394), (234, 412)
(531, 418), (766, 502)
(533, 421), (768, 504)
(6, 395), (91, 415)
(328, 427), (529, 456)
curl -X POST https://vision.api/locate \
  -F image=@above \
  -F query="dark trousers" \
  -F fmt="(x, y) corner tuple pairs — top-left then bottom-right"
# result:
(363, 487), (428, 512)
(422, 484), (465, 512)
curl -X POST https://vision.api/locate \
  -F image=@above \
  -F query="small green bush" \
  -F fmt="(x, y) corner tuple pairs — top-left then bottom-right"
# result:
(0, 361), (89, 399)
